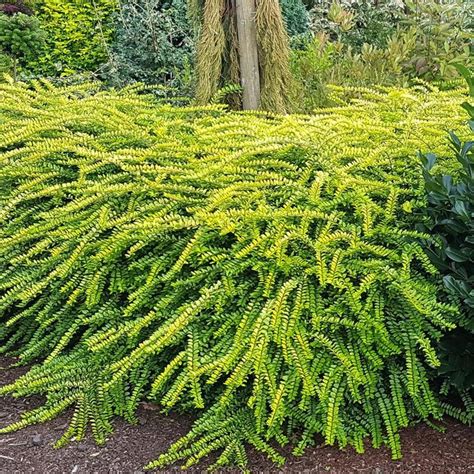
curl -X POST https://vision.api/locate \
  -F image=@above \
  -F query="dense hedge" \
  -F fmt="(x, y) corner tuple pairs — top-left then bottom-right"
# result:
(0, 81), (469, 469)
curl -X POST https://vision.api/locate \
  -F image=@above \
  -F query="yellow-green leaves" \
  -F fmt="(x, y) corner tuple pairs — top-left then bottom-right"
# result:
(0, 81), (468, 469)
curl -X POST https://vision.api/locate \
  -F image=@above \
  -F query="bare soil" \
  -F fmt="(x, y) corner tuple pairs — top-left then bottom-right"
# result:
(1, 357), (473, 473)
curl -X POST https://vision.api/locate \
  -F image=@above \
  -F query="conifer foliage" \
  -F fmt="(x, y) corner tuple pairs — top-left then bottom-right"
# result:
(0, 80), (469, 469)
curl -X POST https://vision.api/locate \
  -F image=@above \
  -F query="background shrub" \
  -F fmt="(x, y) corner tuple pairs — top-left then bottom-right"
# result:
(292, 0), (474, 111)
(420, 70), (473, 408)
(308, 0), (404, 49)
(399, 0), (473, 80)
(281, 0), (309, 37)
(422, 131), (474, 393)
(106, 0), (194, 91)
(25, 0), (117, 77)
(290, 34), (335, 111)
(0, 81), (469, 470)
(0, 11), (44, 80)
(290, 32), (412, 111)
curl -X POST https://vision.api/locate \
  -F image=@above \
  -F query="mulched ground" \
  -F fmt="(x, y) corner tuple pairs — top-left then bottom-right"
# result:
(1, 357), (473, 473)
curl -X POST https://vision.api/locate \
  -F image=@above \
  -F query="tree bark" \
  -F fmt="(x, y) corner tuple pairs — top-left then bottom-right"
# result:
(235, 0), (261, 109)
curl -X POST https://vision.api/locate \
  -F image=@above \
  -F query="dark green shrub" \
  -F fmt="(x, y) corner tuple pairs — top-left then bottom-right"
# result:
(106, 0), (194, 91)
(281, 0), (309, 37)
(421, 69), (474, 401)
(0, 11), (44, 80)
(422, 134), (474, 392)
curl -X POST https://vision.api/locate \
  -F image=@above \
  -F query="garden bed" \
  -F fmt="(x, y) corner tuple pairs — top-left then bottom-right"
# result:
(1, 357), (473, 473)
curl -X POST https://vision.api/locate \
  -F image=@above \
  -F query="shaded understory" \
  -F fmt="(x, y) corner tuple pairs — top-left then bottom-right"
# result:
(0, 357), (473, 473)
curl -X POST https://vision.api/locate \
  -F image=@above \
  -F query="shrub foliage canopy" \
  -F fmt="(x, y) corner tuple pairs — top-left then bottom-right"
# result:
(0, 80), (469, 469)
(421, 81), (474, 402)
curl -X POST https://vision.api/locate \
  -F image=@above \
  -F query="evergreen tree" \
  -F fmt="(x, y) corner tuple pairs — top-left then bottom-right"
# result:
(0, 10), (44, 80)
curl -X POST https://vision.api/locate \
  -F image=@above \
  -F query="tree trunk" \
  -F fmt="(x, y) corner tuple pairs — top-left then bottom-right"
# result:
(235, 0), (261, 109)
